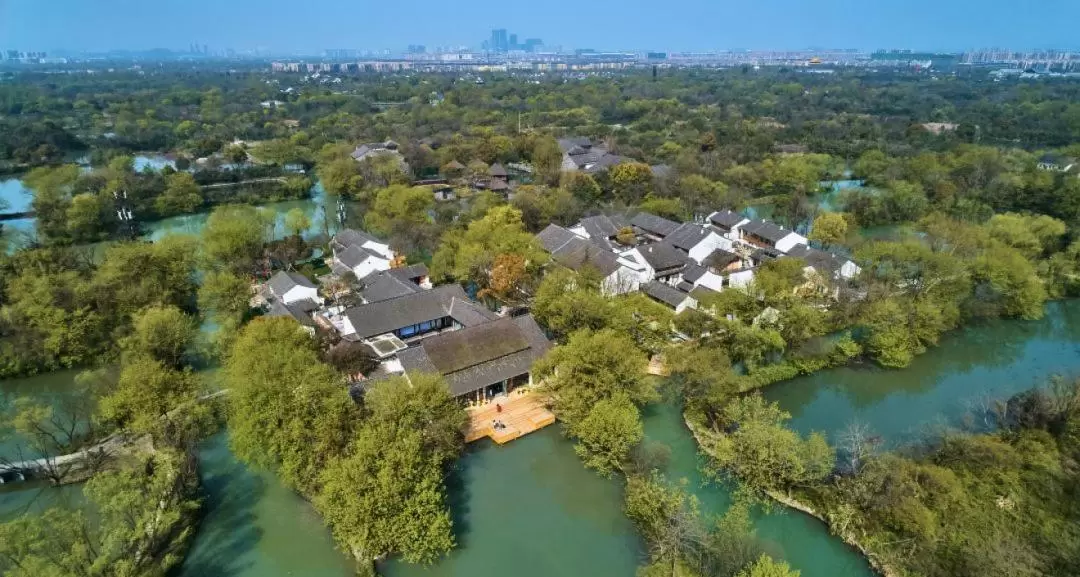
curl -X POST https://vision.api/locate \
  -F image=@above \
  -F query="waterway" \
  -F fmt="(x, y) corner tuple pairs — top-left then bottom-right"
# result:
(2, 297), (1079, 576)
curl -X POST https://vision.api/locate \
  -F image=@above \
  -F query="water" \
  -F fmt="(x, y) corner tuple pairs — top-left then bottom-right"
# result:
(0, 177), (33, 213)
(382, 428), (643, 577)
(744, 179), (864, 224)
(4, 302), (1080, 577)
(765, 300), (1080, 445)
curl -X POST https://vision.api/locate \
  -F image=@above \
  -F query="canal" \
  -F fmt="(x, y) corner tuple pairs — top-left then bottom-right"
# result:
(2, 295), (1079, 573)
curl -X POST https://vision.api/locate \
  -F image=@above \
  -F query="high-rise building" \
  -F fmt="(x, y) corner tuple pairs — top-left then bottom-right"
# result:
(491, 29), (509, 52)
(509, 34), (518, 50)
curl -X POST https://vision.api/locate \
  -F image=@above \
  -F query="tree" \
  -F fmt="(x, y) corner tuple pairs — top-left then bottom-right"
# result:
(24, 164), (81, 242)
(535, 329), (655, 427)
(155, 172), (203, 216)
(677, 174), (735, 216)
(562, 171), (603, 204)
(93, 235), (200, 320)
(737, 555), (800, 577)
(201, 205), (272, 274)
(808, 212), (848, 247)
(639, 197), (687, 221)
(363, 184), (434, 252)
(430, 206), (548, 299)
(66, 192), (107, 241)
(324, 341), (379, 378)
(119, 305), (198, 368)
(224, 143), (248, 164)
(574, 393), (644, 476)
(532, 136), (563, 185)
(318, 156), (365, 198)
(98, 357), (204, 443)
(625, 471), (707, 576)
(610, 162), (655, 204)
(225, 317), (357, 495)
(532, 268), (628, 339)
(316, 374), (465, 564)
(284, 207), (312, 238)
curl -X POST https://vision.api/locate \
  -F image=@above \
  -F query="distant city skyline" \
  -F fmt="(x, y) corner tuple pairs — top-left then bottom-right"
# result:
(3, 0), (1080, 54)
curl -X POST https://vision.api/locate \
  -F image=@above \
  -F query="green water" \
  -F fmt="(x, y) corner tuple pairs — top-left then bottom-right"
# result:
(765, 300), (1080, 445)
(4, 301), (1080, 577)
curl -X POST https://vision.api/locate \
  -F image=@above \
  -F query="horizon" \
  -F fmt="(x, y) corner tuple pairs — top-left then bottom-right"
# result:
(4, 0), (1080, 55)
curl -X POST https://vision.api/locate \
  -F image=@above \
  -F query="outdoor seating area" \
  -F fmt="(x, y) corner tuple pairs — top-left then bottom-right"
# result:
(464, 388), (556, 445)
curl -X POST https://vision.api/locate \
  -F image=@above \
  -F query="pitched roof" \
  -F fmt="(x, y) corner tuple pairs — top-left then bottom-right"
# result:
(267, 270), (316, 298)
(786, 244), (847, 273)
(681, 263), (707, 283)
(388, 264), (429, 283)
(665, 223), (711, 252)
(642, 281), (692, 309)
(332, 228), (382, 251)
(637, 242), (689, 274)
(398, 315), (551, 396)
(709, 209), (748, 230)
(267, 298), (316, 327)
(343, 284), (496, 339)
(741, 219), (796, 244)
(537, 224), (578, 253)
(704, 249), (741, 270)
(557, 137), (593, 153)
(444, 159), (466, 170)
(552, 237), (621, 277)
(489, 162), (508, 177)
(336, 244), (385, 269)
(631, 212), (681, 238)
(579, 214), (627, 240)
(359, 270), (421, 303)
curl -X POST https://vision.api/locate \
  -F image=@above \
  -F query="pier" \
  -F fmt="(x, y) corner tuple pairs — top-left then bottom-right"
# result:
(465, 388), (556, 444)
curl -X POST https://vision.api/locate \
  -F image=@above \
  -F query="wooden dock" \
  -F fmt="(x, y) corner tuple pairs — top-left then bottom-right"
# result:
(464, 389), (556, 445)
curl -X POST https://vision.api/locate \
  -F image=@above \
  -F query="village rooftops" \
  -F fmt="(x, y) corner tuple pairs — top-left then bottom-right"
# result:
(537, 224), (621, 277)
(331, 228), (388, 254)
(358, 269), (421, 303)
(397, 315), (551, 397)
(641, 281), (693, 309)
(267, 270), (316, 298)
(631, 212), (681, 238)
(740, 219), (793, 244)
(637, 242), (690, 274)
(342, 284), (496, 340)
(489, 162), (508, 177)
(537, 224), (579, 253)
(709, 209), (749, 231)
(351, 140), (400, 160)
(665, 222), (713, 252)
(786, 244), (849, 274)
(267, 298), (316, 328)
(703, 248), (741, 270)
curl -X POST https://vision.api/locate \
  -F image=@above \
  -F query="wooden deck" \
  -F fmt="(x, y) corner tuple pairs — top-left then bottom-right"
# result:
(464, 389), (556, 444)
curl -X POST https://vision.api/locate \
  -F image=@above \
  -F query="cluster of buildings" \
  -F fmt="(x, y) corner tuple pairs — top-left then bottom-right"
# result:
(537, 207), (859, 314)
(260, 226), (550, 407)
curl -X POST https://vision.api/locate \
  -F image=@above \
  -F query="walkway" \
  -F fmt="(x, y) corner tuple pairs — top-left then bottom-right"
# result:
(464, 388), (556, 445)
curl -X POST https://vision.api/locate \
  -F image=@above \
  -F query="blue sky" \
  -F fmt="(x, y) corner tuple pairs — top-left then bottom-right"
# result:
(3, 0), (1079, 53)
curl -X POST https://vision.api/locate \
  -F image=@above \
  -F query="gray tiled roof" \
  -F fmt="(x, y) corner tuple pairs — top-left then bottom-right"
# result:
(332, 228), (383, 253)
(665, 223), (710, 252)
(557, 137), (593, 153)
(681, 263), (707, 283)
(579, 214), (628, 240)
(642, 281), (692, 309)
(387, 264), (429, 283)
(267, 271), (316, 298)
(704, 249), (741, 270)
(336, 245), (384, 269)
(637, 242), (689, 274)
(359, 270), (420, 303)
(631, 212), (681, 238)
(343, 284), (495, 339)
(537, 224), (578, 253)
(552, 237), (621, 277)
(267, 298), (315, 327)
(786, 244), (846, 273)
(398, 315), (551, 397)
(741, 219), (794, 244)
(709, 210), (747, 230)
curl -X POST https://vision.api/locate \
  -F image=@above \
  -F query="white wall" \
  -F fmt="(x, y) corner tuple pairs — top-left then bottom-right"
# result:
(687, 232), (735, 264)
(775, 234), (809, 254)
(351, 255), (391, 280)
(362, 240), (394, 260)
(728, 269), (755, 289)
(692, 270), (725, 292)
(601, 267), (641, 296)
(839, 260), (861, 280)
(281, 285), (319, 305)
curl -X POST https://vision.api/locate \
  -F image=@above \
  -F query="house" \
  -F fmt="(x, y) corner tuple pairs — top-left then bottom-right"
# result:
(665, 222), (735, 264)
(351, 140), (402, 162)
(558, 137), (632, 174)
(786, 245), (861, 281)
(641, 281), (697, 313)
(396, 315), (551, 402)
(433, 185), (456, 202)
(624, 242), (690, 283)
(703, 248), (743, 274)
(335, 284), (496, 344)
(357, 264), (432, 304)
(708, 210), (750, 239)
(738, 219), (808, 253)
(537, 224), (639, 295)
(680, 263), (725, 292)
(267, 271), (319, 305)
(330, 229), (396, 279)
(630, 212), (681, 241)
(570, 214), (631, 252)
(1037, 154), (1078, 173)
(921, 122), (958, 135)
(489, 162), (509, 183)
(266, 298), (318, 335)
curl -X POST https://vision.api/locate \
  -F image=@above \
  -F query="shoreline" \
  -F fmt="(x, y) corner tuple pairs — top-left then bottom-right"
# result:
(681, 413), (899, 577)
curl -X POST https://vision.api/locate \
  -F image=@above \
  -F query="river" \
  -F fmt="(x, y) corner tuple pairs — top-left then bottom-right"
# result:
(2, 306), (1079, 574)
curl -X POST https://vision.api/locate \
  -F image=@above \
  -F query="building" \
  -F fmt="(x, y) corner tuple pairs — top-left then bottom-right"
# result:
(641, 281), (697, 313)
(558, 137), (632, 174)
(334, 284), (496, 345)
(536, 224), (640, 295)
(622, 242), (690, 284)
(738, 219), (808, 253)
(1037, 154), (1078, 172)
(630, 212), (681, 242)
(351, 141), (409, 173)
(664, 222), (735, 264)
(266, 271), (319, 305)
(570, 214), (631, 252)
(330, 229), (396, 279)
(397, 314), (551, 401)
(786, 245), (861, 281)
(708, 210), (750, 239)
(356, 264), (432, 303)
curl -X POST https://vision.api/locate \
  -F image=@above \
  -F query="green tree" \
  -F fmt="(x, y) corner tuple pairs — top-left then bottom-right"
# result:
(639, 197), (687, 221)
(610, 162), (655, 204)
(154, 172), (203, 216)
(808, 212), (848, 247)
(119, 305), (198, 368)
(225, 317), (357, 494)
(98, 357), (204, 443)
(201, 205), (272, 274)
(318, 156), (365, 198)
(197, 271), (251, 354)
(562, 171), (603, 204)
(737, 555), (800, 577)
(66, 192), (107, 241)
(284, 207), (312, 238)
(364, 184), (434, 239)
(574, 392), (644, 476)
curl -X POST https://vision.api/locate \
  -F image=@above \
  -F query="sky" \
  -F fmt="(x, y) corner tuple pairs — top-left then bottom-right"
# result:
(2, 0), (1079, 54)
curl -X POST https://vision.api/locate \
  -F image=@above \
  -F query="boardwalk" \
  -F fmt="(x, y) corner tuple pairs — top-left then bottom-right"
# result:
(464, 388), (556, 445)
